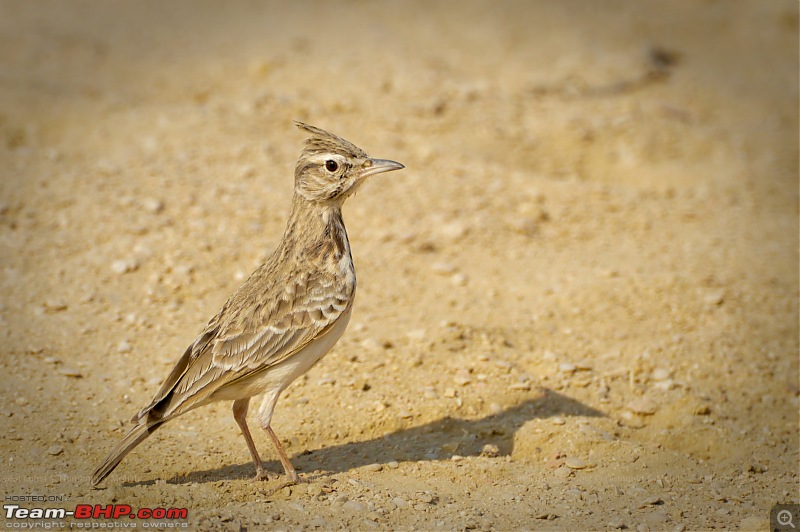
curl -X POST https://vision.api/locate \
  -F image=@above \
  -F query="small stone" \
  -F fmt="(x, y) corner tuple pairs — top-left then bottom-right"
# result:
(454, 375), (472, 386)
(451, 273), (469, 286)
(308, 516), (327, 528)
(48, 445), (63, 456)
(693, 405), (711, 416)
(565, 457), (587, 469)
(431, 262), (457, 275)
(646, 510), (670, 524)
(416, 493), (434, 504)
(343, 500), (366, 512)
(386, 460), (399, 469)
(366, 511), (381, 522)
(451, 455), (464, 462)
(443, 387), (457, 398)
(509, 382), (531, 391)
(58, 367), (82, 378)
(117, 341), (132, 354)
(392, 497), (408, 509)
(558, 362), (576, 373)
(627, 398), (658, 415)
(438, 221), (467, 241)
(481, 444), (500, 458)
(333, 494), (349, 506)
(551, 416), (566, 425)
(704, 290), (725, 306)
(608, 517), (626, 529)
(738, 517), (763, 530)
(141, 198), (164, 214)
(111, 259), (138, 274)
(43, 299), (67, 312)
(639, 496), (663, 508)
(365, 463), (383, 472)
(306, 483), (323, 496)
(652, 368), (671, 381)
(554, 466), (572, 478)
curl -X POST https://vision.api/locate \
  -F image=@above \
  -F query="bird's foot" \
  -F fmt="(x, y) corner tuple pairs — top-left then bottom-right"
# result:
(259, 472), (304, 497)
(254, 466), (278, 481)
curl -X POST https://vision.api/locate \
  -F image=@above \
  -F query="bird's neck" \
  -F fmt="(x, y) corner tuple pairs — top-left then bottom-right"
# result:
(280, 194), (350, 262)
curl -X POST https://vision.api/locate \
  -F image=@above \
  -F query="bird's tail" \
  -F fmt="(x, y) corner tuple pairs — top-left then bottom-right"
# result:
(91, 422), (160, 486)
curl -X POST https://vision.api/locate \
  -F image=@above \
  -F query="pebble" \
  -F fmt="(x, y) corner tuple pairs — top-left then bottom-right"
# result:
(431, 262), (457, 275)
(47, 445), (63, 456)
(639, 496), (663, 508)
(627, 398), (658, 415)
(365, 463), (383, 472)
(438, 221), (467, 241)
(509, 382), (531, 391)
(704, 290), (725, 306)
(738, 517), (762, 530)
(551, 416), (566, 425)
(58, 367), (83, 378)
(111, 258), (138, 274)
(342, 500), (366, 513)
(43, 299), (67, 312)
(558, 362), (576, 373)
(306, 483), (323, 497)
(646, 510), (670, 524)
(392, 497), (409, 509)
(416, 493), (434, 504)
(608, 517), (626, 529)
(481, 444), (500, 458)
(386, 460), (399, 469)
(117, 341), (132, 354)
(333, 494), (349, 506)
(454, 375), (472, 386)
(451, 273), (469, 286)
(307, 516), (327, 528)
(554, 467), (572, 478)
(652, 368), (671, 381)
(565, 457), (587, 469)
(141, 198), (164, 214)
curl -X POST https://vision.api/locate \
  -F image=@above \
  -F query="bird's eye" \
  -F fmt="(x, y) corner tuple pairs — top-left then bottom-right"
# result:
(325, 160), (339, 172)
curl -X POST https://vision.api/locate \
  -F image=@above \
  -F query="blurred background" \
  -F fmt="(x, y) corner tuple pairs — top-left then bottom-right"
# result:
(0, 1), (797, 529)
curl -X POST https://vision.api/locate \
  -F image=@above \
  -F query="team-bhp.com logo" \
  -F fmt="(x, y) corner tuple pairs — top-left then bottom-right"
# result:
(4, 504), (188, 526)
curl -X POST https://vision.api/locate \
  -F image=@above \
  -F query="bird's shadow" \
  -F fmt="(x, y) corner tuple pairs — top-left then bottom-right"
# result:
(129, 388), (603, 487)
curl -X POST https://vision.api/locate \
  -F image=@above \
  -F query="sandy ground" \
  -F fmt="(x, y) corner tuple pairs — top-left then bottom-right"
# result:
(1, 1), (798, 530)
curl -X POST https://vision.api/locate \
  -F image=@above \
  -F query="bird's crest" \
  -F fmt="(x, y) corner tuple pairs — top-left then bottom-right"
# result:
(295, 121), (367, 159)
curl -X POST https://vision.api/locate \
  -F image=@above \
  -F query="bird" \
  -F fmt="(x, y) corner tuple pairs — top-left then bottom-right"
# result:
(91, 121), (404, 488)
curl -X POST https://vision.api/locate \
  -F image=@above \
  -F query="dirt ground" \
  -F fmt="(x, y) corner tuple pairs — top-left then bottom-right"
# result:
(1, 1), (798, 530)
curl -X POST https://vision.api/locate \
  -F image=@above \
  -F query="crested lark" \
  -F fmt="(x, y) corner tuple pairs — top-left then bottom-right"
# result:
(92, 122), (404, 487)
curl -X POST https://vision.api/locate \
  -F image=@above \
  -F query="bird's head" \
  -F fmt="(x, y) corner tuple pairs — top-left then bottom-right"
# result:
(293, 122), (404, 204)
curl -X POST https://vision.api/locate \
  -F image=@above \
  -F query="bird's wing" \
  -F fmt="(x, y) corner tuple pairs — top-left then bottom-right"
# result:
(135, 268), (352, 423)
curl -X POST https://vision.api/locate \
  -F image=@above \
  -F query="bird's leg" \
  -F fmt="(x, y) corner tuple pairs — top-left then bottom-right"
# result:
(254, 425), (304, 496)
(263, 425), (300, 485)
(232, 398), (273, 481)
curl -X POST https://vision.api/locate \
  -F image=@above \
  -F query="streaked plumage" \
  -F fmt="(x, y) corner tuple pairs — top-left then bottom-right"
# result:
(91, 122), (404, 487)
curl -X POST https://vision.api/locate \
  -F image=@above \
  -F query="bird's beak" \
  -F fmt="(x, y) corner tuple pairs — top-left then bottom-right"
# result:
(359, 158), (405, 179)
